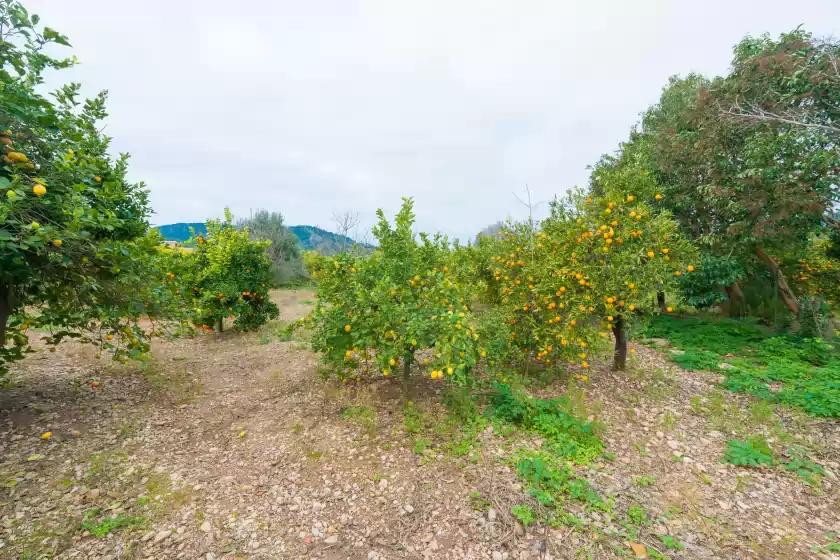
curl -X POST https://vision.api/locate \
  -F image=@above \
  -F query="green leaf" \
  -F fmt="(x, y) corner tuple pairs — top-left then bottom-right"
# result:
(43, 27), (71, 46)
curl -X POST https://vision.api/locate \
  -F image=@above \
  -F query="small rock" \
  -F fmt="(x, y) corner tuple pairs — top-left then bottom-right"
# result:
(403, 504), (414, 514)
(667, 440), (679, 450)
(141, 530), (156, 542)
(153, 530), (172, 544)
(201, 521), (212, 533)
(86, 489), (101, 501)
(514, 522), (525, 536)
(487, 508), (497, 521)
(493, 552), (504, 560)
(377, 479), (388, 491)
(324, 534), (339, 544)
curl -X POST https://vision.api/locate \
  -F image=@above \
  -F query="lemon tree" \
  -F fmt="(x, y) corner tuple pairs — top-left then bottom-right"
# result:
(183, 209), (279, 332)
(488, 166), (697, 371)
(0, 3), (182, 374)
(299, 198), (480, 391)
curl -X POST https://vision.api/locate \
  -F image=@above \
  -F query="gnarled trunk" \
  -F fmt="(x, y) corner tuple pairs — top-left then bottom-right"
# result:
(0, 285), (14, 348)
(756, 247), (800, 315)
(722, 280), (746, 317)
(612, 315), (627, 371)
(217, 316), (223, 333)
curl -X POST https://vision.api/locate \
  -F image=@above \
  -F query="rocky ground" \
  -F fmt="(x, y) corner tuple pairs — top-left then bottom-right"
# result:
(1, 289), (838, 560)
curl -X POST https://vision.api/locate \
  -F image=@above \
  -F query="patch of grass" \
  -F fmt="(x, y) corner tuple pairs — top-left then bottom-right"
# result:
(141, 472), (192, 517)
(259, 335), (272, 345)
(81, 508), (145, 537)
(748, 399), (775, 424)
(645, 315), (840, 417)
(662, 411), (677, 430)
(342, 404), (377, 437)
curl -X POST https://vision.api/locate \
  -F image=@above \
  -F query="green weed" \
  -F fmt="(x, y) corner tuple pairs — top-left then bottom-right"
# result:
(722, 436), (774, 468)
(632, 475), (656, 487)
(511, 504), (537, 526)
(81, 509), (145, 537)
(645, 315), (840, 418)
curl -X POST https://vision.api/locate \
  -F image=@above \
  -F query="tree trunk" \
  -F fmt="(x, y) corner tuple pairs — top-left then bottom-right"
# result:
(402, 351), (414, 402)
(722, 281), (746, 317)
(656, 292), (667, 312)
(217, 317), (223, 333)
(0, 285), (14, 348)
(612, 315), (627, 371)
(756, 247), (800, 315)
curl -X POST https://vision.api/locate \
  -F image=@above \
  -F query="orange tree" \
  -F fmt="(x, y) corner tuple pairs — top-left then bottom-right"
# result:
(488, 166), (697, 371)
(0, 3), (184, 374)
(182, 209), (279, 333)
(297, 198), (480, 391)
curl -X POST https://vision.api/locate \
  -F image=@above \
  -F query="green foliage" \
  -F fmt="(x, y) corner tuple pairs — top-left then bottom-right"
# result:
(677, 253), (745, 309)
(0, 3), (189, 375)
(295, 198), (480, 386)
(511, 504), (537, 526)
(594, 29), (840, 322)
(631, 475), (656, 487)
(626, 503), (648, 526)
(646, 314), (840, 417)
(183, 209), (279, 332)
(514, 450), (606, 522)
(722, 437), (774, 468)
(781, 445), (824, 481)
(81, 509), (145, 537)
(487, 383), (603, 464)
(658, 535), (685, 551)
(811, 534), (840, 554)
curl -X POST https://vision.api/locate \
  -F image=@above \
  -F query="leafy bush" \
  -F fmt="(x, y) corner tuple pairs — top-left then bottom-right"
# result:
(482, 166), (697, 372)
(295, 198), (480, 389)
(182, 209), (279, 332)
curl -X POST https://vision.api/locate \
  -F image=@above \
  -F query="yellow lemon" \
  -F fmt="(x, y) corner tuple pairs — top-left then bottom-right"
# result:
(33, 184), (46, 196)
(41, 432), (52, 440)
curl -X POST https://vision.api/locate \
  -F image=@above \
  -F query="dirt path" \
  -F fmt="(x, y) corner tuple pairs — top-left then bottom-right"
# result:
(1, 290), (838, 559)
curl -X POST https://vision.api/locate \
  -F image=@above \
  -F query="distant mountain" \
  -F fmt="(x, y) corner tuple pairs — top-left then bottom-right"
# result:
(154, 223), (205, 243)
(288, 225), (373, 254)
(154, 222), (373, 254)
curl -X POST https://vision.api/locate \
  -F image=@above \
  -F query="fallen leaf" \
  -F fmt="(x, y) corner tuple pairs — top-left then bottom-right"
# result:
(630, 542), (648, 558)
(26, 454), (43, 461)
(239, 431), (246, 438)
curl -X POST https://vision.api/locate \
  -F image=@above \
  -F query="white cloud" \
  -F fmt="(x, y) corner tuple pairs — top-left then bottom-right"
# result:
(28, 0), (840, 242)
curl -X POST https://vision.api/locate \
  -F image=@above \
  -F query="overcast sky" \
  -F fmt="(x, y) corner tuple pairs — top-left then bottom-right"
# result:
(27, 0), (840, 243)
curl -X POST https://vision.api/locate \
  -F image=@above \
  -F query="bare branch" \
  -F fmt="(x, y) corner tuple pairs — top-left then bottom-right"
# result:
(721, 102), (840, 135)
